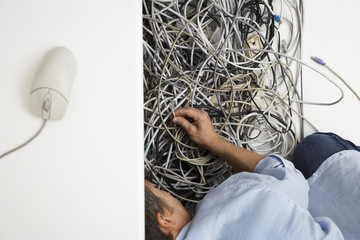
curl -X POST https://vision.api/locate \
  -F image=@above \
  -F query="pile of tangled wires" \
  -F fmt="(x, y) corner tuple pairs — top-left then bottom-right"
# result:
(143, 0), (308, 208)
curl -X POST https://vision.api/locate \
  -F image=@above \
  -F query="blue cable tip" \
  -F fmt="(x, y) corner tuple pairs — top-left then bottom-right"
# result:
(311, 56), (326, 65)
(274, 14), (281, 22)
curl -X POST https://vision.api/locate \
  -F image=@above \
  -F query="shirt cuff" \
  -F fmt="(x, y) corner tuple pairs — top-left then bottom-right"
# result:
(254, 154), (301, 175)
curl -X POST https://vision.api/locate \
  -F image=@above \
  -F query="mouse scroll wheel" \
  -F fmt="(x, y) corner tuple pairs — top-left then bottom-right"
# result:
(42, 93), (52, 112)
(43, 99), (50, 112)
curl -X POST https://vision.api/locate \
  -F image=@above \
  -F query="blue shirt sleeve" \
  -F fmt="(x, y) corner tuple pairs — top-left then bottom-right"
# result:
(253, 155), (309, 209)
(254, 154), (302, 175)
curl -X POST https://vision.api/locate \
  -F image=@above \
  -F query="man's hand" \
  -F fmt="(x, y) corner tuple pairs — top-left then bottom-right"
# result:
(172, 107), (264, 172)
(172, 107), (220, 150)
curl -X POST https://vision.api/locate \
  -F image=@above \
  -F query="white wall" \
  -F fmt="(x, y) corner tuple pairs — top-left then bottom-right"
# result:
(302, 0), (360, 140)
(0, 1), (143, 240)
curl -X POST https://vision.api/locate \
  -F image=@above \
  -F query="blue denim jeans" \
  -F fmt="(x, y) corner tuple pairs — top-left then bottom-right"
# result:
(292, 132), (360, 179)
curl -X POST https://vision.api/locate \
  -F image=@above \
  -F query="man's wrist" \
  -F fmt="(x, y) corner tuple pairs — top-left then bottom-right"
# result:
(204, 135), (226, 153)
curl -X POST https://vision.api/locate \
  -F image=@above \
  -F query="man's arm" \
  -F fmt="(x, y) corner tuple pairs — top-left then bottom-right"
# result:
(172, 107), (264, 172)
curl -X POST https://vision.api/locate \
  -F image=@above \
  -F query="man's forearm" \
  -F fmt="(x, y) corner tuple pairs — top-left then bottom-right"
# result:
(171, 107), (264, 172)
(208, 137), (264, 172)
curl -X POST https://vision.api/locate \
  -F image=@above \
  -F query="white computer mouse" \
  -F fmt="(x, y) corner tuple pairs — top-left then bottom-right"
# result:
(30, 47), (76, 120)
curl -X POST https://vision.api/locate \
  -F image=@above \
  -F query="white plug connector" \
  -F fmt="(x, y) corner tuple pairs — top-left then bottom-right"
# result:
(243, 34), (262, 58)
(280, 39), (287, 53)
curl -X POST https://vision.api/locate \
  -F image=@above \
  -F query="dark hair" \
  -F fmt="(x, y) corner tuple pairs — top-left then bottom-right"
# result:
(145, 187), (173, 240)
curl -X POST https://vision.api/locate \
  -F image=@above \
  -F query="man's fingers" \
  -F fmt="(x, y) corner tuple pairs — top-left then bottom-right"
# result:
(172, 116), (193, 132)
(173, 107), (201, 121)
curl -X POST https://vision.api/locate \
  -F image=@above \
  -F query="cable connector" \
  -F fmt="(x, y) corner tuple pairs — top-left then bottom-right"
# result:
(280, 39), (287, 53)
(263, 0), (282, 24)
(243, 34), (262, 58)
(311, 56), (326, 66)
(274, 14), (282, 24)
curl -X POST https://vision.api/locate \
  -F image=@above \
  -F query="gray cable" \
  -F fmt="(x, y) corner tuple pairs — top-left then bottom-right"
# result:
(0, 119), (47, 159)
(325, 65), (360, 102)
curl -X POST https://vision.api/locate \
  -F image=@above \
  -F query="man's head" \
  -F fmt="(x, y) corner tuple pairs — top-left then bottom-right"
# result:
(145, 180), (191, 240)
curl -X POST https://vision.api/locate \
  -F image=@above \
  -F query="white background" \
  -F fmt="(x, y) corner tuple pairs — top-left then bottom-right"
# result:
(0, 0), (359, 240)
(0, 0), (143, 240)
(302, 0), (360, 140)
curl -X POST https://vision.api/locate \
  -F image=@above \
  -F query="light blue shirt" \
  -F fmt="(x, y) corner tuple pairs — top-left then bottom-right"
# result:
(176, 154), (348, 240)
(308, 150), (360, 240)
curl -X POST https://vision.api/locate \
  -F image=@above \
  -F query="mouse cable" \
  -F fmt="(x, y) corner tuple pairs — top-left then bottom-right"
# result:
(311, 56), (360, 102)
(0, 119), (47, 159)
